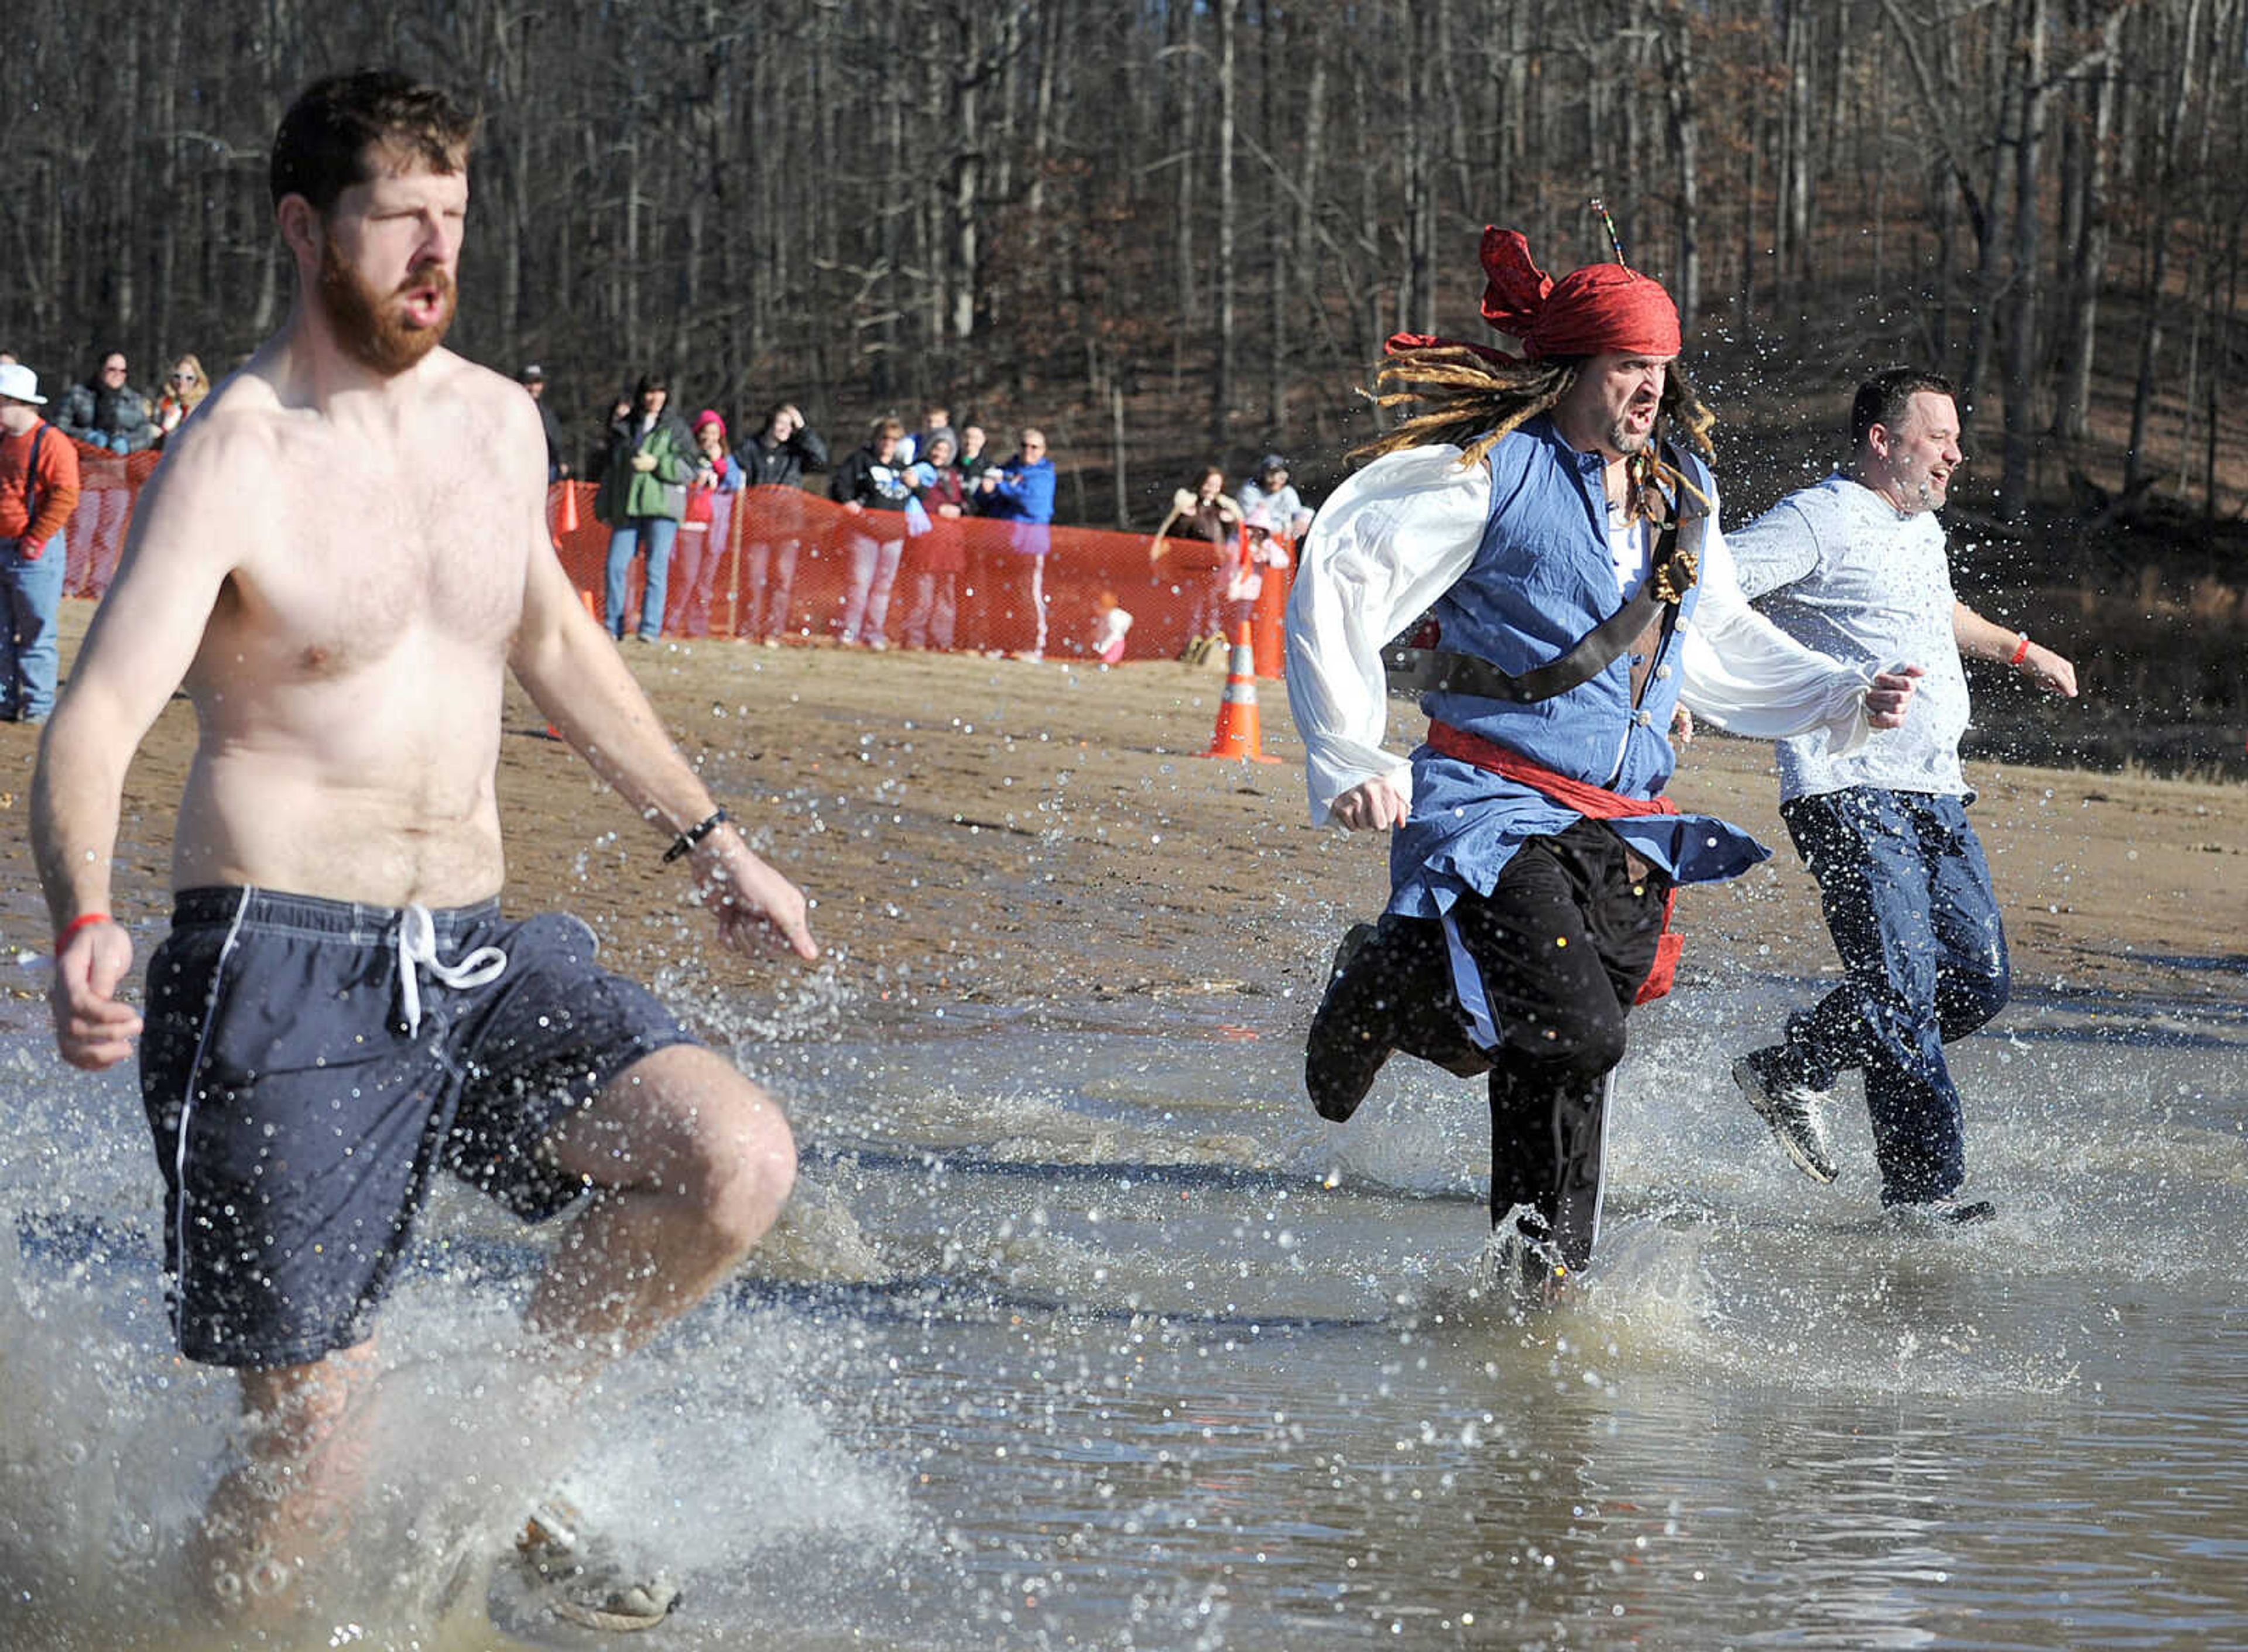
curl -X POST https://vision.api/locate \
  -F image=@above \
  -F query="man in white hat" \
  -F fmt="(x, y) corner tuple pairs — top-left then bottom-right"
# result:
(0, 363), (82, 722)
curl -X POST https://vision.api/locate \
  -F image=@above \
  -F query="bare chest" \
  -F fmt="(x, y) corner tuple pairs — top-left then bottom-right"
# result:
(227, 426), (527, 677)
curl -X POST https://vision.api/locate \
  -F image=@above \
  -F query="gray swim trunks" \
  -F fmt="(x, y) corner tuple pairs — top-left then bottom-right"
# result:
(138, 886), (697, 1369)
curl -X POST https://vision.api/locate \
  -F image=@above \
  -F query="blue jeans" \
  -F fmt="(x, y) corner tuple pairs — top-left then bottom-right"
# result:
(604, 516), (678, 641)
(2, 530), (67, 720)
(1769, 788), (2010, 1204)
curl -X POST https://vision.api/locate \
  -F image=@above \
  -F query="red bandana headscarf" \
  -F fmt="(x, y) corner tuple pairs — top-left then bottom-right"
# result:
(1477, 227), (1680, 359)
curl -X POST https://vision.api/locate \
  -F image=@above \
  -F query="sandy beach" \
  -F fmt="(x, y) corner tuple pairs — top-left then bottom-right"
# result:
(2, 602), (2241, 1034)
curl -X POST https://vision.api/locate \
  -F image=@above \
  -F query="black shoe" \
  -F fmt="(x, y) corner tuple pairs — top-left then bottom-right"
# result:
(1732, 1048), (1840, 1184)
(1304, 923), (1392, 1122)
(1887, 1195), (1997, 1228)
(1478, 1202), (1571, 1312)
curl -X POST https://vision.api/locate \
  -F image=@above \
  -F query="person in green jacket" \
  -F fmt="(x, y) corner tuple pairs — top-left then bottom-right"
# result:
(595, 371), (696, 642)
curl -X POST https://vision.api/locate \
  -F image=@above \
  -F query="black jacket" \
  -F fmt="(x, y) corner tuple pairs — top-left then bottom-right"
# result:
(740, 424), (830, 488)
(828, 445), (914, 512)
(55, 381), (156, 453)
(535, 398), (570, 477)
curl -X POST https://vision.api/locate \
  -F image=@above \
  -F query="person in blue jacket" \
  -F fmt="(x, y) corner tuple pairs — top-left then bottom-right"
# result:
(976, 427), (1056, 659)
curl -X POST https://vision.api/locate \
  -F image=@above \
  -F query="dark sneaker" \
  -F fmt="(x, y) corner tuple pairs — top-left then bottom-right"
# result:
(1731, 1050), (1839, 1184)
(1305, 924), (1392, 1122)
(1887, 1195), (1997, 1228)
(515, 1499), (680, 1633)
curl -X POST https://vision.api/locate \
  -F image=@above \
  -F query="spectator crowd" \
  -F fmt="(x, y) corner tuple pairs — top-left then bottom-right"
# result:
(2, 340), (1311, 670)
(575, 383), (1089, 662)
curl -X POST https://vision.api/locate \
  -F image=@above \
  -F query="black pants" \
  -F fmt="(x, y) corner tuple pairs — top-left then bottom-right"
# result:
(1359, 820), (1670, 1268)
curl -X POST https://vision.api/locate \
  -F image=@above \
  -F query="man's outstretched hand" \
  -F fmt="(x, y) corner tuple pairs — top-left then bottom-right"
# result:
(691, 834), (820, 961)
(2019, 642), (2079, 699)
(51, 920), (142, 1071)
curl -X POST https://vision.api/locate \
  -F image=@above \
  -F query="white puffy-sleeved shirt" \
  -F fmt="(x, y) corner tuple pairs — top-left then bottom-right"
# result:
(1283, 431), (1882, 916)
(1728, 475), (1971, 802)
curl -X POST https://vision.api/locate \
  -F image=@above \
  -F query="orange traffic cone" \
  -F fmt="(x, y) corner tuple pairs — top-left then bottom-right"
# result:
(1251, 543), (1291, 680)
(551, 481), (581, 546)
(1200, 620), (1283, 763)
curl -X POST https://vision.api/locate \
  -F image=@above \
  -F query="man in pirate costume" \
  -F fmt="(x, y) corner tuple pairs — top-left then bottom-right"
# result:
(1285, 227), (1923, 1301)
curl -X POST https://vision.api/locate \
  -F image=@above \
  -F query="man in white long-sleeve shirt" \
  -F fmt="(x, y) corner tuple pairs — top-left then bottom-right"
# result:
(1725, 370), (2076, 1223)
(1284, 228), (1919, 1301)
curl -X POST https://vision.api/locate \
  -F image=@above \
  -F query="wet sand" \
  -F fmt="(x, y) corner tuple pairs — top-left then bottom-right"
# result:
(1, 603), (2243, 1037)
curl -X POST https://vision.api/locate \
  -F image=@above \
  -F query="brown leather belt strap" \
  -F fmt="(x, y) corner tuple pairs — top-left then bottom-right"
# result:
(1385, 516), (1691, 705)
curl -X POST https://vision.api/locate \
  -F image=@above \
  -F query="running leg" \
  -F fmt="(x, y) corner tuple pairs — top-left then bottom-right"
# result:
(1454, 824), (1664, 1272)
(1924, 801), (2010, 1043)
(192, 1341), (385, 1624)
(1786, 791), (1969, 1201)
(527, 1044), (797, 1359)
(1488, 1071), (1613, 1277)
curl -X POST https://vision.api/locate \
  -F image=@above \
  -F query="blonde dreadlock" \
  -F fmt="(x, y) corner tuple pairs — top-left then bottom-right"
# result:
(1359, 343), (1720, 522)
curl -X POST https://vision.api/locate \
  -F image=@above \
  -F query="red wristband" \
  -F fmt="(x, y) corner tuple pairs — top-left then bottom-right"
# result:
(2009, 633), (2031, 667)
(53, 913), (111, 952)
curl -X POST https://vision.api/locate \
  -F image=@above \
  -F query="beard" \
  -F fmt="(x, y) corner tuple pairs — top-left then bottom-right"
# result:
(1606, 402), (1660, 457)
(1606, 417), (1653, 457)
(317, 230), (456, 375)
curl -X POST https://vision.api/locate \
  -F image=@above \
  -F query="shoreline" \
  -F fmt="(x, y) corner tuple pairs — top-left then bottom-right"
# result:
(2, 602), (2242, 1047)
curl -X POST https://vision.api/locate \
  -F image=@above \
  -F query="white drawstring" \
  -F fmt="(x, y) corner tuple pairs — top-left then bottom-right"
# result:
(395, 904), (508, 1037)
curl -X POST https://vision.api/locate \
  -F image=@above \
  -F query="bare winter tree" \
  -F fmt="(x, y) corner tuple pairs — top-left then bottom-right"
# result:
(2, 0), (2240, 528)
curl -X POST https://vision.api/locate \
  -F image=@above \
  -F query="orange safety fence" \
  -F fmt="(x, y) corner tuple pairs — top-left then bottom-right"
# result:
(551, 482), (1293, 674)
(57, 444), (163, 601)
(56, 454), (1295, 677)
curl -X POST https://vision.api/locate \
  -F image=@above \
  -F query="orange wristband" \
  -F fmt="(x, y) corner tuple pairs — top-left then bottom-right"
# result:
(2010, 633), (2031, 667)
(53, 913), (111, 952)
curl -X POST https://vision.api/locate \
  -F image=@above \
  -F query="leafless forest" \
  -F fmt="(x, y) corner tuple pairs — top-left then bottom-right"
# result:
(8, 0), (2244, 505)
(8, 0), (2248, 760)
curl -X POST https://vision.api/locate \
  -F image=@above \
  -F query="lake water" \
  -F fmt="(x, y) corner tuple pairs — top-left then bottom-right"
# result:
(2, 945), (2243, 1650)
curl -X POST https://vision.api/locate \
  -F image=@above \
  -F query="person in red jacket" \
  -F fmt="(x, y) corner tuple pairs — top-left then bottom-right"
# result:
(0, 363), (83, 722)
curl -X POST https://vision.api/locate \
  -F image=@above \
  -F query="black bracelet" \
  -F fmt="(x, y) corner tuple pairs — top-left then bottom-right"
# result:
(662, 807), (731, 864)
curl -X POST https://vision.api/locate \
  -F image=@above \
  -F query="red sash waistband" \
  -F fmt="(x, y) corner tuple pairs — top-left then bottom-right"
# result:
(1425, 721), (1678, 821)
(1425, 719), (1683, 1004)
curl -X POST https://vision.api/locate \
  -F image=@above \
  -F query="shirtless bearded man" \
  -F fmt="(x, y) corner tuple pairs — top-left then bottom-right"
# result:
(32, 70), (814, 1626)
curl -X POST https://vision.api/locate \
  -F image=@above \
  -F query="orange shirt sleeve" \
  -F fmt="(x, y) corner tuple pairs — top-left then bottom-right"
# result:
(25, 426), (81, 552)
